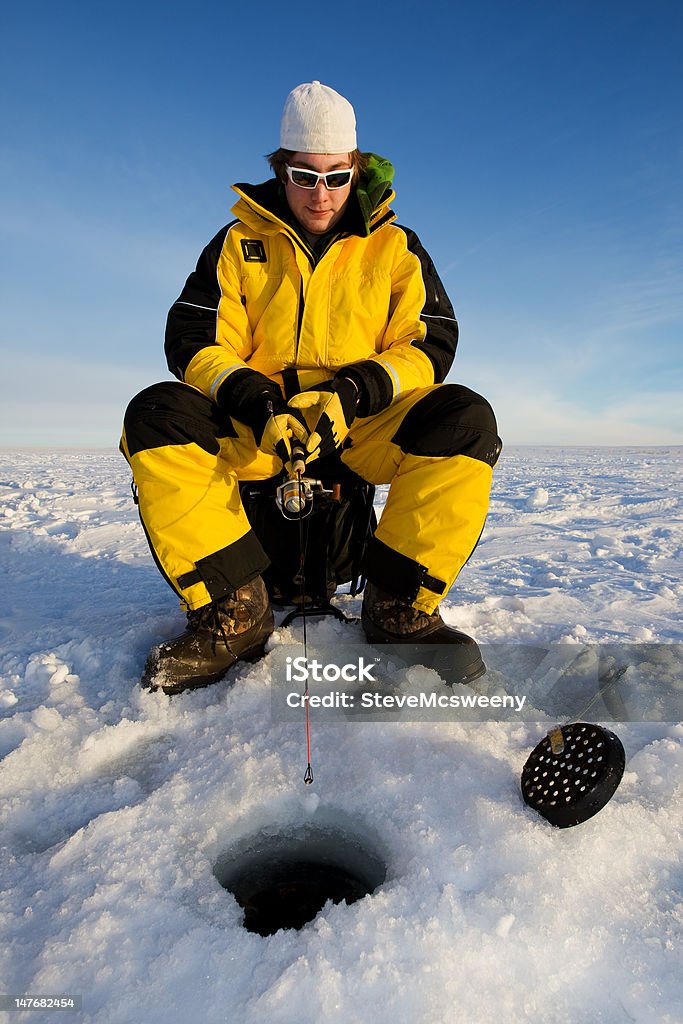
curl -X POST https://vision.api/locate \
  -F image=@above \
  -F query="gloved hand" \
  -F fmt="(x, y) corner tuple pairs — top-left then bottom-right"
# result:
(215, 368), (309, 467)
(288, 376), (360, 461)
(256, 399), (310, 467)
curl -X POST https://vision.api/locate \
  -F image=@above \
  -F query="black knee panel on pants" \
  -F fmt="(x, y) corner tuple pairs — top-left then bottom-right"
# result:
(391, 385), (501, 466)
(123, 381), (237, 458)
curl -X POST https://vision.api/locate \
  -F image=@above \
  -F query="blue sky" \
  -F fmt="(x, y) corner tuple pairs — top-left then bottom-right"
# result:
(1, 0), (681, 446)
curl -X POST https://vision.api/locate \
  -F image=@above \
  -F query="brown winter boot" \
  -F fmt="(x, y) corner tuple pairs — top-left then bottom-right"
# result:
(142, 575), (274, 695)
(361, 581), (485, 685)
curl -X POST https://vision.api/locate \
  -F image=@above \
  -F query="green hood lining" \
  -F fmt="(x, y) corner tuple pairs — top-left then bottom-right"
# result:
(356, 153), (395, 234)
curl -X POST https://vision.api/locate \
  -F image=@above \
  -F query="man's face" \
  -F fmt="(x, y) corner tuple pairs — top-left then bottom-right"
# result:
(284, 152), (353, 235)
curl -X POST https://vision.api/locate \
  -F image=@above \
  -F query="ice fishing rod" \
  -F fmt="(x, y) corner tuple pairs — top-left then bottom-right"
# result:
(277, 440), (315, 785)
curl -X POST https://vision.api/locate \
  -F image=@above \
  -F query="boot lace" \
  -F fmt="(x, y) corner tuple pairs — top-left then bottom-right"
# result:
(187, 596), (243, 651)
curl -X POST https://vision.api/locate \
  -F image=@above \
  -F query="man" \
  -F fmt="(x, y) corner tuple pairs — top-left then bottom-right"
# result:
(121, 81), (501, 695)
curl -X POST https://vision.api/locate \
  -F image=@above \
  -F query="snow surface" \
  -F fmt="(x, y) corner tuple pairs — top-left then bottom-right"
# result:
(1, 446), (682, 1024)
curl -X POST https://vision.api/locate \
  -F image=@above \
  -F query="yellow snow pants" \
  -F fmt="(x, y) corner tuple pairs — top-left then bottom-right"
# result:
(121, 381), (500, 614)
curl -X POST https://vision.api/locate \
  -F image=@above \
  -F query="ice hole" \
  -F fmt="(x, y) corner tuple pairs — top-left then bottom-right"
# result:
(213, 821), (387, 936)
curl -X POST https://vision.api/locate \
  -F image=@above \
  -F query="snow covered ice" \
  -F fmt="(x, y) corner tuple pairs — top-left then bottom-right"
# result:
(1, 446), (682, 1023)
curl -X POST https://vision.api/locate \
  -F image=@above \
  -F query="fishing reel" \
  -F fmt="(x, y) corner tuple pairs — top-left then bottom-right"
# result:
(276, 476), (334, 519)
(275, 443), (334, 519)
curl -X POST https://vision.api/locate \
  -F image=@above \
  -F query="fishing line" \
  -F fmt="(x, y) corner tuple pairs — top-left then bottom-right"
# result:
(288, 442), (314, 785)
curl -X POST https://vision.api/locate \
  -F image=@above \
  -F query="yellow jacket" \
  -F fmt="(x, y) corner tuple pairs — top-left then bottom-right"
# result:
(165, 156), (458, 415)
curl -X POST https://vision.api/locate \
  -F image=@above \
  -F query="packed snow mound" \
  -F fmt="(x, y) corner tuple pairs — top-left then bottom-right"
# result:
(527, 485), (549, 508)
(1, 446), (682, 1023)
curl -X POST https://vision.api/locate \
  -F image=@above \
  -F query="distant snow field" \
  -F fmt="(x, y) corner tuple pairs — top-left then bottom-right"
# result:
(1, 446), (682, 1023)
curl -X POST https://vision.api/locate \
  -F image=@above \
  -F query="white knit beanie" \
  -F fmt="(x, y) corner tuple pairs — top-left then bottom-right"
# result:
(280, 81), (357, 153)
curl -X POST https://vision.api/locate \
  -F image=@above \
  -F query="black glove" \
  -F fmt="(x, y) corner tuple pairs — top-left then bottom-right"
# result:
(216, 369), (308, 465)
(288, 375), (360, 461)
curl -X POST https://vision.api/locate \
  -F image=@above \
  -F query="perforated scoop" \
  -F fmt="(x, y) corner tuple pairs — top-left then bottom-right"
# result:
(521, 722), (625, 828)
